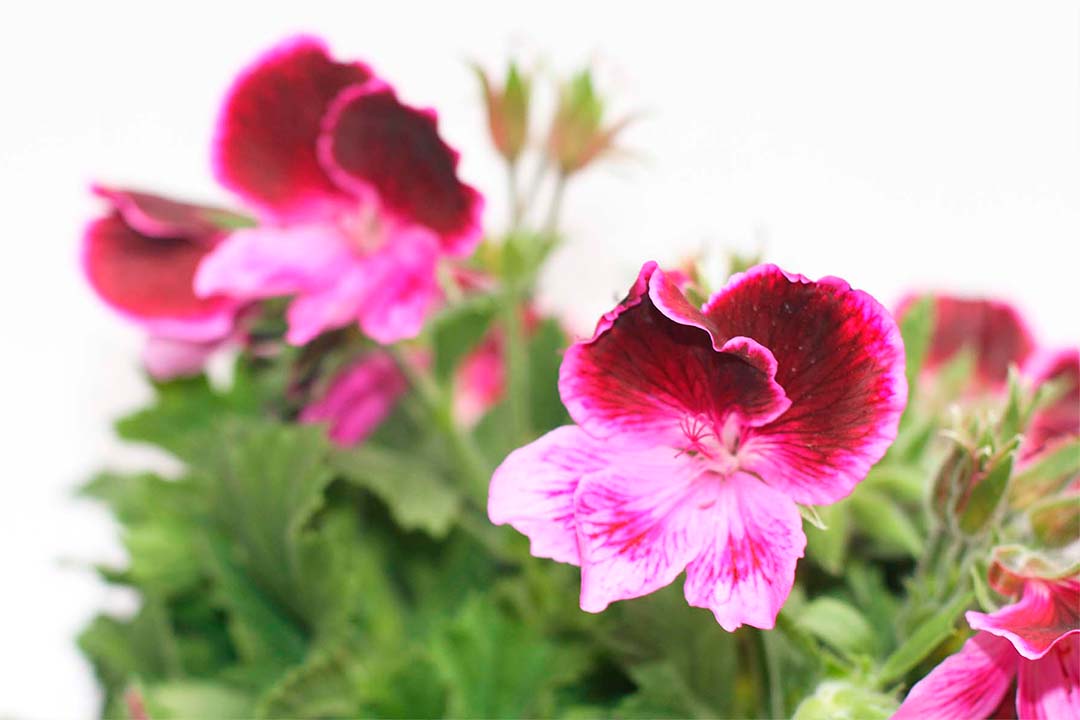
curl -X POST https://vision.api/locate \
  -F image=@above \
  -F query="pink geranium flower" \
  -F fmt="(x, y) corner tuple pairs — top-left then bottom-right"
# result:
(195, 35), (484, 346)
(489, 263), (907, 630)
(453, 305), (541, 427)
(896, 294), (1036, 390)
(894, 573), (1080, 719)
(1020, 348), (1080, 464)
(82, 185), (242, 379)
(300, 352), (408, 446)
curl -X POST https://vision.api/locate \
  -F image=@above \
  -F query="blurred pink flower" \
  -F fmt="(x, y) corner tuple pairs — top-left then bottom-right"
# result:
(489, 263), (907, 630)
(300, 353), (408, 446)
(196, 35), (484, 346)
(895, 574), (1080, 719)
(1020, 348), (1080, 463)
(82, 185), (242, 379)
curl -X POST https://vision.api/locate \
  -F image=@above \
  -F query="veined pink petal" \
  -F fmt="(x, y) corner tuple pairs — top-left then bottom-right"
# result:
(212, 35), (372, 220)
(83, 213), (236, 343)
(141, 336), (221, 380)
(897, 294), (1036, 390)
(559, 263), (790, 446)
(967, 578), (1080, 660)
(194, 223), (353, 301)
(489, 425), (617, 565)
(318, 81), (484, 256)
(1017, 634), (1080, 719)
(706, 265), (907, 505)
(682, 473), (805, 631)
(1021, 348), (1080, 463)
(893, 632), (1019, 720)
(574, 453), (708, 612)
(351, 228), (442, 345)
(300, 353), (406, 446)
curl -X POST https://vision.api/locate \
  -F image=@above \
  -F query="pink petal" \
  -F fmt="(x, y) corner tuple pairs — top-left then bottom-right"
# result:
(83, 213), (236, 342)
(92, 185), (226, 241)
(1021, 348), (1080, 463)
(317, 81), (484, 255)
(1017, 634), (1080, 719)
(300, 353), (407, 446)
(141, 336), (221, 380)
(453, 331), (506, 427)
(488, 425), (615, 565)
(898, 293), (1036, 390)
(559, 263), (790, 447)
(705, 265), (907, 505)
(893, 632), (1019, 720)
(682, 473), (805, 631)
(212, 35), (372, 221)
(574, 453), (708, 612)
(967, 578), (1080, 660)
(194, 223), (353, 301)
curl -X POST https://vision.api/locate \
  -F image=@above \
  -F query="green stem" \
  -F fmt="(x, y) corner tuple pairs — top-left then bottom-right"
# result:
(545, 172), (568, 234)
(501, 289), (531, 446)
(507, 160), (523, 231)
(762, 630), (785, 719)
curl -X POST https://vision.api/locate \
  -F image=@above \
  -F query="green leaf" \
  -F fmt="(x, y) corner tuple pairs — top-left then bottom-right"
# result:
(795, 597), (878, 657)
(430, 295), (498, 381)
(1029, 494), (1080, 547)
(528, 318), (571, 433)
(332, 444), (462, 538)
(805, 502), (850, 574)
(898, 295), (934, 392)
(1010, 437), (1080, 508)
(877, 592), (972, 684)
(431, 594), (591, 718)
(357, 651), (448, 719)
(124, 522), (202, 597)
(141, 681), (254, 720)
(849, 487), (923, 556)
(255, 643), (362, 719)
(616, 661), (719, 719)
(793, 680), (898, 720)
(80, 471), (196, 526)
(957, 450), (1014, 535)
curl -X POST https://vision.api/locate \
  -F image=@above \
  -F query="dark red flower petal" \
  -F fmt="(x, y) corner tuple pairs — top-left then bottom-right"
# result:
(898, 294), (1036, 389)
(559, 263), (790, 446)
(83, 213), (234, 340)
(318, 82), (483, 255)
(705, 265), (907, 505)
(212, 35), (372, 220)
(92, 185), (226, 242)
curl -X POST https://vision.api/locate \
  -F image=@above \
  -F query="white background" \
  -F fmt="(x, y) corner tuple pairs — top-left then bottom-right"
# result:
(1, 1), (1077, 716)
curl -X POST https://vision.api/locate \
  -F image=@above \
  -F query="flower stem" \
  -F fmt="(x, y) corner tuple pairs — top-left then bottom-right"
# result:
(545, 172), (568, 234)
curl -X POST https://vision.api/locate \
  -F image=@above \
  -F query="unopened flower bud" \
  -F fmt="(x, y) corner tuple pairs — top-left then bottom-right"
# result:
(546, 69), (631, 176)
(476, 62), (531, 163)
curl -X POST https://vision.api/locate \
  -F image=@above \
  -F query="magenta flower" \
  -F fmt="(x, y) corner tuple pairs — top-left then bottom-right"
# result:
(82, 185), (242, 379)
(300, 353), (408, 446)
(894, 574), (1080, 719)
(897, 294), (1036, 390)
(1020, 348), (1079, 463)
(195, 36), (484, 346)
(489, 263), (906, 630)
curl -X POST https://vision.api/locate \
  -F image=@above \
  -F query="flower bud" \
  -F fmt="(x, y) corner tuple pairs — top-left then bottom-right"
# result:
(475, 62), (531, 163)
(546, 69), (631, 175)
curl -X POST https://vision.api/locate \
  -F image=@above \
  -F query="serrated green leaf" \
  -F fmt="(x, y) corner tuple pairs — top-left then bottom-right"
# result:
(796, 597), (878, 657)
(124, 522), (202, 597)
(1029, 494), (1080, 547)
(254, 643), (362, 719)
(957, 451), (1014, 535)
(431, 594), (591, 718)
(357, 651), (448, 719)
(877, 592), (972, 684)
(793, 680), (898, 720)
(1010, 437), (1080, 508)
(332, 444), (462, 538)
(80, 471), (196, 526)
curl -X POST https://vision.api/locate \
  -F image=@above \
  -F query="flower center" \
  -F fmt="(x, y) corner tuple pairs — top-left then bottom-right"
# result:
(678, 413), (744, 476)
(340, 202), (389, 256)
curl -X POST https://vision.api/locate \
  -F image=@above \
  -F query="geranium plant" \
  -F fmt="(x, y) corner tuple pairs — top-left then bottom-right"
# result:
(79, 35), (1079, 719)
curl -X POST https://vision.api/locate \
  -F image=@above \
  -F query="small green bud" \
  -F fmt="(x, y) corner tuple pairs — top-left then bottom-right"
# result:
(475, 61), (531, 162)
(546, 68), (631, 175)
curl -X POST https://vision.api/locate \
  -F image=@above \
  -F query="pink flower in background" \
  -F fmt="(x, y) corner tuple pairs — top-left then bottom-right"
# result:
(896, 294), (1036, 390)
(300, 353), (408, 446)
(894, 573), (1080, 719)
(1020, 348), (1080, 464)
(489, 263), (907, 630)
(82, 185), (242, 379)
(195, 35), (484, 346)
(453, 306), (541, 427)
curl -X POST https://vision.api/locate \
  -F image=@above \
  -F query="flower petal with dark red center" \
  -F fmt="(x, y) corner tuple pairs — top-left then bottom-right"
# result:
(83, 213), (235, 341)
(300, 353), (407, 446)
(1021, 348), (1080, 462)
(682, 473), (805, 631)
(574, 452), (709, 612)
(1017, 634), (1080, 719)
(559, 263), (790, 446)
(897, 294), (1036, 389)
(318, 81), (484, 255)
(967, 577), (1080, 660)
(893, 632), (1019, 720)
(92, 185), (227, 241)
(212, 35), (372, 220)
(704, 265), (907, 505)
(489, 425), (617, 565)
